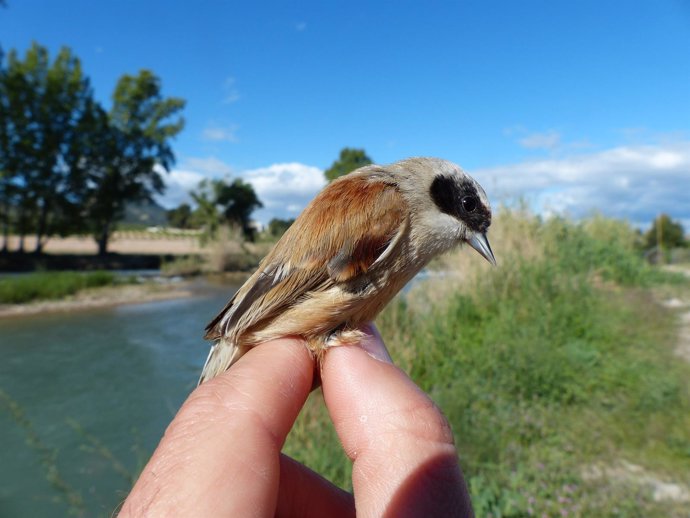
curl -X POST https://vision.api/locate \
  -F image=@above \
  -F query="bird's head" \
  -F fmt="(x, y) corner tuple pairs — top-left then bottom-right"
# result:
(388, 157), (496, 265)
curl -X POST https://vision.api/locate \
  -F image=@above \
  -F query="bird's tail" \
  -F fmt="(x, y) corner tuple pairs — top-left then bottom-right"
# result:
(198, 338), (248, 385)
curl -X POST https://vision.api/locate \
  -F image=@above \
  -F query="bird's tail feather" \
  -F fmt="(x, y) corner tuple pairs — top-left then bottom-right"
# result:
(198, 338), (247, 385)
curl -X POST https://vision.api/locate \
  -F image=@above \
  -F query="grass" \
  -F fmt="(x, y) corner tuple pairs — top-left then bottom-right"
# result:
(0, 271), (121, 304)
(284, 209), (690, 517)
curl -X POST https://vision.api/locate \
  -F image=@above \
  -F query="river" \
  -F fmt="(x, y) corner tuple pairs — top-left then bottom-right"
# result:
(0, 283), (238, 517)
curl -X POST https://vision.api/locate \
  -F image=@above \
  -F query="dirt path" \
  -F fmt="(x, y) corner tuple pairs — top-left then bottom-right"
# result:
(661, 264), (690, 363)
(582, 265), (690, 507)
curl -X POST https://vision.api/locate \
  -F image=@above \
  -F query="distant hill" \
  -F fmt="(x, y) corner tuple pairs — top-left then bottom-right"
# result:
(121, 199), (168, 227)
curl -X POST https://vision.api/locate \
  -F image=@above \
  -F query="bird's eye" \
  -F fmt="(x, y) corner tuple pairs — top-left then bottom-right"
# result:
(461, 196), (478, 212)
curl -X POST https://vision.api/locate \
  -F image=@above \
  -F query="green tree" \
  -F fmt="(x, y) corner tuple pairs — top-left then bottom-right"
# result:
(645, 214), (686, 250)
(0, 43), (93, 253)
(189, 179), (222, 243)
(189, 178), (263, 242)
(166, 203), (193, 229)
(80, 70), (185, 255)
(0, 47), (10, 251)
(267, 217), (294, 238)
(324, 147), (373, 181)
(215, 178), (262, 240)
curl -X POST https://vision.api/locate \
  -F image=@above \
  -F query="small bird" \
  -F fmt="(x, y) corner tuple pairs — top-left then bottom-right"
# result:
(199, 157), (495, 384)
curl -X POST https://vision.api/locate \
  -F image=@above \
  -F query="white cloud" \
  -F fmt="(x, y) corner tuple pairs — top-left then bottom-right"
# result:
(157, 169), (205, 208)
(183, 156), (234, 176)
(472, 141), (690, 228)
(157, 159), (325, 223)
(243, 162), (326, 223)
(223, 77), (240, 104)
(156, 157), (233, 208)
(203, 124), (239, 143)
(158, 142), (690, 232)
(518, 130), (561, 150)
(505, 126), (562, 150)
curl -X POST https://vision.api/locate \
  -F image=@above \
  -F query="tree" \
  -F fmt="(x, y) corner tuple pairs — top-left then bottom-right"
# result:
(166, 203), (193, 229)
(80, 70), (185, 255)
(0, 43), (94, 253)
(645, 214), (686, 250)
(189, 179), (222, 243)
(324, 147), (373, 181)
(267, 218), (294, 238)
(215, 179), (263, 240)
(0, 45), (186, 255)
(0, 48), (10, 251)
(189, 178), (263, 242)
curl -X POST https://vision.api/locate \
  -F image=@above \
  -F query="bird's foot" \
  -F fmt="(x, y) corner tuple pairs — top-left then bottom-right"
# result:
(325, 327), (368, 348)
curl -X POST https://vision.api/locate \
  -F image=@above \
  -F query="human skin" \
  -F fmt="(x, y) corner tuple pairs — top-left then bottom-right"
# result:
(118, 326), (473, 518)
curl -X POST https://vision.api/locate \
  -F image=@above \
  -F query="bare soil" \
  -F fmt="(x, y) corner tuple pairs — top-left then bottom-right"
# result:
(661, 264), (690, 363)
(5, 233), (203, 255)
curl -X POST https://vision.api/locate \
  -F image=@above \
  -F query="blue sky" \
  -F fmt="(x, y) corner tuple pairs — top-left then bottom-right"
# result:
(2, 1), (689, 228)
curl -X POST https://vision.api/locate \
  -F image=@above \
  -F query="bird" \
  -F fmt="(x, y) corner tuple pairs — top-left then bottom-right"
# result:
(199, 157), (495, 384)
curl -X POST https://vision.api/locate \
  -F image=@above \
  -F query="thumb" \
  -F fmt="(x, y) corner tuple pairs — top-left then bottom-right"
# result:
(321, 325), (473, 518)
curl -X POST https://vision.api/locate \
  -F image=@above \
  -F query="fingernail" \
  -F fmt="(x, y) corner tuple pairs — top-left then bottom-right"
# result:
(358, 324), (393, 364)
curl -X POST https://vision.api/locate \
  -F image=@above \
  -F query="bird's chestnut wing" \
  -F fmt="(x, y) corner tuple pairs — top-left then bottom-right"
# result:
(205, 173), (407, 339)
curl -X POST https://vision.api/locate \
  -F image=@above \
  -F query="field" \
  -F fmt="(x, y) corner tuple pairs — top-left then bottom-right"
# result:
(3, 231), (203, 256)
(1, 229), (274, 276)
(284, 210), (690, 517)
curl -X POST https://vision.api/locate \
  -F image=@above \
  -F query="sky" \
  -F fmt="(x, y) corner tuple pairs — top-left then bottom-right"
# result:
(2, 1), (689, 229)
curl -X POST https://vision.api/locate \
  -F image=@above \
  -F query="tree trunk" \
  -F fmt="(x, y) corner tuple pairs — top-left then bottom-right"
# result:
(1, 210), (8, 254)
(34, 201), (48, 255)
(96, 220), (111, 256)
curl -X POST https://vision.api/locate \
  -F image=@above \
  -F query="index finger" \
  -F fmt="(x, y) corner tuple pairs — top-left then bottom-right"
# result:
(119, 338), (314, 517)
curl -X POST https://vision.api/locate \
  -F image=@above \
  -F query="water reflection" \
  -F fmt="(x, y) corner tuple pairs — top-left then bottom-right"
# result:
(0, 283), (236, 517)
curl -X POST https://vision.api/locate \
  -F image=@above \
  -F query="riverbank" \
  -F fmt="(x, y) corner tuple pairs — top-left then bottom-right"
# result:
(0, 281), (196, 319)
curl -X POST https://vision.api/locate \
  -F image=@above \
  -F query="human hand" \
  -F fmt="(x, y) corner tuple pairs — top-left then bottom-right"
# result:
(119, 326), (473, 517)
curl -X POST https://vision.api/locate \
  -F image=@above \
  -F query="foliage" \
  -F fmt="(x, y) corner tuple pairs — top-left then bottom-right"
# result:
(166, 203), (194, 229)
(324, 147), (373, 181)
(0, 43), (93, 252)
(0, 270), (118, 304)
(160, 255), (206, 277)
(189, 178), (262, 242)
(215, 178), (263, 240)
(77, 70), (185, 255)
(284, 211), (690, 517)
(0, 43), (185, 255)
(266, 217), (294, 238)
(645, 213), (686, 250)
(189, 178), (222, 243)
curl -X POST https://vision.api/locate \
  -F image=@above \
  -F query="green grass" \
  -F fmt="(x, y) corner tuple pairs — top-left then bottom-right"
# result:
(0, 271), (120, 304)
(284, 211), (690, 517)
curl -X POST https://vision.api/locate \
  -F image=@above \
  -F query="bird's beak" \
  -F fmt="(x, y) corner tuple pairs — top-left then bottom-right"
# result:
(467, 233), (496, 266)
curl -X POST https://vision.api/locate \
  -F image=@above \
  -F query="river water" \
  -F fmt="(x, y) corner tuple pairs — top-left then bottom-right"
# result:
(0, 282), (237, 517)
